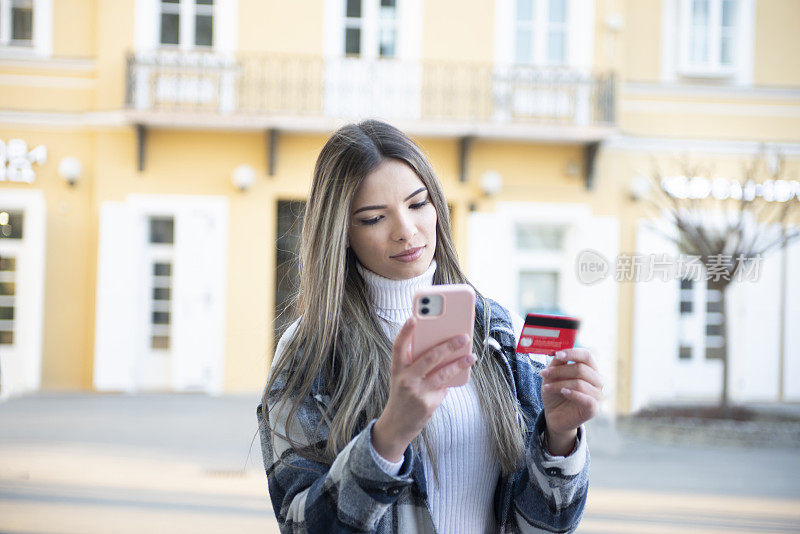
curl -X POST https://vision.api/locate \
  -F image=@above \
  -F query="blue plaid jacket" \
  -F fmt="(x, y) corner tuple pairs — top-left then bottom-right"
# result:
(258, 297), (589, 533)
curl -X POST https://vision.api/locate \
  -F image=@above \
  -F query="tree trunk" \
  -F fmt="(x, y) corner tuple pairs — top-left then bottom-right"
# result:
(709, 279), (730, 407)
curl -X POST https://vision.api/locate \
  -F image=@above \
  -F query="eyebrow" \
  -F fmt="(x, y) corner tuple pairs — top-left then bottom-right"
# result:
(351, 187), (428, 216)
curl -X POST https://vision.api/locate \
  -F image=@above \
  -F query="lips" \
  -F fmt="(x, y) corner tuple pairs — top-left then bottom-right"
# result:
(390, 245), (425, 262)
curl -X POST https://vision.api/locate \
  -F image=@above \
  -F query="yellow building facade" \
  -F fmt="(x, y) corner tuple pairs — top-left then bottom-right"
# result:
(1, 0), (798, 413)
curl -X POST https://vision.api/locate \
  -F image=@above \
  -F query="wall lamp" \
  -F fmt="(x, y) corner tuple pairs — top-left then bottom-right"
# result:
(232, 164), (256, 192)
(58, 157), (83, 187)
(480, 170), (503, 197)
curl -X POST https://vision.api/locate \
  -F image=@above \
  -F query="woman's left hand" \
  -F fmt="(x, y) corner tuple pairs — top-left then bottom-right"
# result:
(539, 348), (603, 455)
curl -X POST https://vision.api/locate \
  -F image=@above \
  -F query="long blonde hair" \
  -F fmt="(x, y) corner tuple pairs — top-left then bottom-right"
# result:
(262, 120), (526, 479)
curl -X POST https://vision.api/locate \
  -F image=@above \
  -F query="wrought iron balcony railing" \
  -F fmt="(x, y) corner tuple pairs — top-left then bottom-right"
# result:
(125, 51), (615, 128)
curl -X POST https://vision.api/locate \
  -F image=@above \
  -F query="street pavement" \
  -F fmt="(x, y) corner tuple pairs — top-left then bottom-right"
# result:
(1, 393), (798, 534)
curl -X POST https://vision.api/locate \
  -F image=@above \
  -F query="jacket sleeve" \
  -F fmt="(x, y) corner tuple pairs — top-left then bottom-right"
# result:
(507, 355), (590, 534)
(258, 364), (416, 533)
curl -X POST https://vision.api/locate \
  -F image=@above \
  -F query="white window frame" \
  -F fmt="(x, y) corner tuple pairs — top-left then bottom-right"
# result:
(0, 0), (52, 57)
(377, 0), (398, 58)
(514, 223), (569, 312)
(324, 0), (420, 60)
(339, 0), (399, 59)
(513, 0), (569, 66)
(495, 0), (594, 71)
(679, 0), (734, 76)
(135, 0), (237, 54)
(157, 0), (214, 50)
(661, 0), (754, 85)
(343, 0), (365, 56)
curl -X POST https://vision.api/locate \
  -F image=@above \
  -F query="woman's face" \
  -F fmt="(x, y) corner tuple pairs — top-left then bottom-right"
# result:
(347, 158), (437, 280)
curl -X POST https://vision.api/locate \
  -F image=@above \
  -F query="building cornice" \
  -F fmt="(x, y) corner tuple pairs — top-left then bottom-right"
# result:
(0, 109), (618, 143)
(621, 81), (800, 101)
(604, 134), (800, 156)
(0, 55), (96, 72)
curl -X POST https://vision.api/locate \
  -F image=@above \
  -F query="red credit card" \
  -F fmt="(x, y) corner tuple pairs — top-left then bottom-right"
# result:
(516, 313), (580, 356)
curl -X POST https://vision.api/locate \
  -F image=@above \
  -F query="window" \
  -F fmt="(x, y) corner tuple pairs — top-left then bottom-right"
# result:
(678, 277), (695, 360)
(677, 275), (726, 361)
(344, 0), (361, 55)
(275, 201), (305, 351)
(343, 0), (397, 58)
(0, 0), (33, 47)
(514, 0), (567, 65)
(514, 223), (566, 315)
(160, 0), (180, 45)
(0, 254), (16, 345)
(0, 210), (23, 240)
(679, 277), (693, 314)
(148, 216), (174, 351)
(159, 0), (214, 48)
(680, 0), (738, 75)
(378, 0), (396, 58)
(704, 284), (724, 359)
(519, 270), (559, 313)
(149, 216), (174, 244)
(515, 224), (565, 251)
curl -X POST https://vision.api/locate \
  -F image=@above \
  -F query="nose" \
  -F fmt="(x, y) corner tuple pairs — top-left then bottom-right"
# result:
(391, 211), (417, 242)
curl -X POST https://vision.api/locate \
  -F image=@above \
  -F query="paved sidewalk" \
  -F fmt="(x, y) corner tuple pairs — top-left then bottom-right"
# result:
(1, 394), (799, 533)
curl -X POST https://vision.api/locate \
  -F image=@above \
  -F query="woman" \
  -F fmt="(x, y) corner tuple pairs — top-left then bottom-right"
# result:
(258, 120), (602, 533)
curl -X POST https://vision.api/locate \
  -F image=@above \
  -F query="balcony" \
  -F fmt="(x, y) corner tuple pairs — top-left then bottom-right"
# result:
(125, 51), (616, 184)
(126, 51), (613, 132)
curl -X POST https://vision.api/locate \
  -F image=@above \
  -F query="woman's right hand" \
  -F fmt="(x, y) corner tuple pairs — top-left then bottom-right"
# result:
(371, 316), (477, 463)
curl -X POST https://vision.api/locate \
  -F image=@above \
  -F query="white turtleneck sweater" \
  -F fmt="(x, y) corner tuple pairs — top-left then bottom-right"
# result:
(358, 260), (500, 534)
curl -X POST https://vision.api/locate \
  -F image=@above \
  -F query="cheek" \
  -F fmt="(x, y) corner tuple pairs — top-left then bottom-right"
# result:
(349, 227), (383, 256)
(423, 208), (438, 237)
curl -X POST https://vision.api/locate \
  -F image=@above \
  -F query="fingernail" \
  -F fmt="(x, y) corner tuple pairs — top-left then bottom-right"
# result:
(542, 383), (552, 391)
(465, 353), (477, 364)
(455, 334), (468, 347)
(561, 387), (571, 395)
(555, 351), (567, 360)
(540, 369), (550, 378)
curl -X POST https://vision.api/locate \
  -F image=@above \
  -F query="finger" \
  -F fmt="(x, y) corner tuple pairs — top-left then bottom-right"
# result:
(557, 387), (599, 420)
(541, 363), (603, 390)
(392, 316), (417, 367)
(411, 334), (471, 377)
(548, 348), (598, 370)
(423, 352), (476, 389)
(542, 379), (601, 401)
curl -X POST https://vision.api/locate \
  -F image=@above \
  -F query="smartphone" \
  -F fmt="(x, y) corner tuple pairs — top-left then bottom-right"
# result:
(412, 284), (476, 387)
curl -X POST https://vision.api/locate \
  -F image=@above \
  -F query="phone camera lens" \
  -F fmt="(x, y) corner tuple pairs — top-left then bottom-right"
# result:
(421, 307), (429, 315)
(421, 297), (430, 305)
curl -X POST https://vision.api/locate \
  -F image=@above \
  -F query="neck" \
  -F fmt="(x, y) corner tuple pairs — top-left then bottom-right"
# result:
(357, 260), (437, 317)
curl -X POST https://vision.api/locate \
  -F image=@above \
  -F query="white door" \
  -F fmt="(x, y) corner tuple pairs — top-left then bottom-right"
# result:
(94, 201), (145, 391)
(466, 202), (619, 412)
(171, 203), (227, 393)
(630, 220), (683, 411)
(0, 190), (46, 399)
(94, 195), (228, 393)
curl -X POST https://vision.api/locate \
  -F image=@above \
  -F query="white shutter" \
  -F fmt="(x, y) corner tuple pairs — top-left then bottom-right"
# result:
(568, 215), (620, 413)
(94, 202), (144, 391)
(171, 200), (228, 393)
(466, 211), (515, 307)
(630, 219), (680, 411)
(783, 239), (800, 400)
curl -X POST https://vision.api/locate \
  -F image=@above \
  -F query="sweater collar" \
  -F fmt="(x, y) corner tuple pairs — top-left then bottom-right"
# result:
(356, 259), (437, 312)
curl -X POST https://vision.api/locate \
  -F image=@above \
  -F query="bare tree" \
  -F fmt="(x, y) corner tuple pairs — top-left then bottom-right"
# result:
(631, 148), (800, 406)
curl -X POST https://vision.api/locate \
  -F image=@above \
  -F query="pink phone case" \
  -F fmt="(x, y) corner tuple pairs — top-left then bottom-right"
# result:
(412, 284), (476, 387)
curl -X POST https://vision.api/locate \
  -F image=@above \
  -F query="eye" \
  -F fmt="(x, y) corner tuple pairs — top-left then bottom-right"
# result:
(410, 199), (430, 209)
(359, 215), (383, 226)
